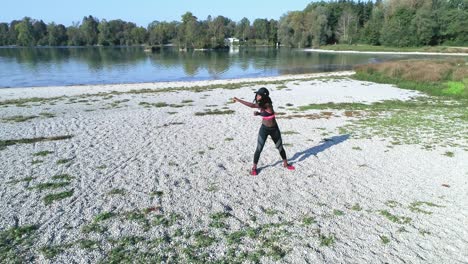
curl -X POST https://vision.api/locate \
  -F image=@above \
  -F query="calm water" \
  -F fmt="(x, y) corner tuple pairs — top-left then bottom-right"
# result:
(0, 46), (462, 88)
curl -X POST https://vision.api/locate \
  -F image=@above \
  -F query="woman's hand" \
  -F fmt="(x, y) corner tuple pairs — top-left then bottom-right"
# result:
(253, 111), (260, 116)
(232, 97), (239, 103)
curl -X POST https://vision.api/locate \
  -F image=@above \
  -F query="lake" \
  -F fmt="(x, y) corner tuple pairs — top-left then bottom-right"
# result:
(0, 46), (463, 88)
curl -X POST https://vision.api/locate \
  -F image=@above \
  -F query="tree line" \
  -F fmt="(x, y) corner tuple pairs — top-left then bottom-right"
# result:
(0, 0), (466, 49)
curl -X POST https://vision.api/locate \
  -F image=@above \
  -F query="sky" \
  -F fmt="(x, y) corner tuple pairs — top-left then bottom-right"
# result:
(1, 0), (314, 27)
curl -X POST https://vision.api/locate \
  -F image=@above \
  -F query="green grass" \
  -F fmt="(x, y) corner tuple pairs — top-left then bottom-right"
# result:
(94, 212), (117, 222)
(408, 201), (443, 214)
(2, 115), (38, 123)
(0, 225), (37, 262)
(282, 131), (299, 135)
(193, 231), (216, 248)
(379, 210), (411, 224)
(40, 244), (73, 259)
(385, 200), (401, 208)
(380, 235), (390, 244)
(31, 159), (43, 164)
(302, 216), (316, 225)
(351, 203), (362, 211)
(153, 213), (182, 227)
(43, 190), (74, 205)
(195, 109), (235, 116)
(265, 208), (279, 216)
(333, 209), (344, 216)
(56, 158), (72, 164)
(299, 97), (468, 149)
(224, 137), (234, 141)
(0, 135), (73, 151)
(28, 181), (71, 191)
(7, 176), (36, 184)
(226, 230), (247, 245)
(39, 112), (56, 118)
(319, 234), (335, 247)
(354, 60), (468, 99)
(320, 44), (468, 53)
(33, 150), (54, 156)
(78, 239), (100, 250)
(108, 188), (126, 195)
(444, 151), (455, 157)
(51, 174), (74, 181)
(82, 223), (107, 234)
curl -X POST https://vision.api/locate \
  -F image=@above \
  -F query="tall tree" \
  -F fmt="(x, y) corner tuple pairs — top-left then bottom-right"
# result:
(97, 19), (111, 46)
(180, 12), (199, 49)
(306, 6), (331, 47)
(0, 23), (8, 46)
(208, 16), (228, 48)
(252, 18), (269, 41)
(8, 20), (21, 45)
(80, 15), (99, 45)
(268, 19), (278, 44)
(15, 17), (34, 46)
(336, 8), (359, 44)
(362, 4), (384, 45)
(235, 17), (251, 41)
(67, 22), (85, 46)
(32, 20), (47, 45)
(380, 6), (417, 47)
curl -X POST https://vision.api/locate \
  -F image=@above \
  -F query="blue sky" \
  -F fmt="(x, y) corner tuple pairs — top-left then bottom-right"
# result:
(2, 0), (314, 27)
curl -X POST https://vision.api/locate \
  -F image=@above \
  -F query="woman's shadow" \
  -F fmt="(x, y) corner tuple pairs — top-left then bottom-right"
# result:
(257, 134), (350, 171)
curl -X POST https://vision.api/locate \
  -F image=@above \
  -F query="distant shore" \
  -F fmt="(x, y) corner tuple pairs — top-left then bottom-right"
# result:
(304, 48), (468, 56)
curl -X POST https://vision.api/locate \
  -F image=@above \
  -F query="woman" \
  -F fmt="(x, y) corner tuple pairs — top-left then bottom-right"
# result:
(233, 87), (295, 175)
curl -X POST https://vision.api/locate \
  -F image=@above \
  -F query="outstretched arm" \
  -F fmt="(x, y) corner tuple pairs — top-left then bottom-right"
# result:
(232, 97), (258, 108)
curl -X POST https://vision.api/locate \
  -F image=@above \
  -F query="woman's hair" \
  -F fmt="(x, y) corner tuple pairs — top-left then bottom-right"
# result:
(254, 94), (272, 109)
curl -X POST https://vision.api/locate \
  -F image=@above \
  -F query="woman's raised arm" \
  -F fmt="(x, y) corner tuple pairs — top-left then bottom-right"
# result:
(233, 97), (258, 108)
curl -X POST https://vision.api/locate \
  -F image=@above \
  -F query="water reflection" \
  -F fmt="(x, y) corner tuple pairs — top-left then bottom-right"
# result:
(0, 46), (465, 87)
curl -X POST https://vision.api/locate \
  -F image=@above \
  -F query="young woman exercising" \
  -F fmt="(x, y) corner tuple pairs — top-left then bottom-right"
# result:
(233, 87), (295, 175)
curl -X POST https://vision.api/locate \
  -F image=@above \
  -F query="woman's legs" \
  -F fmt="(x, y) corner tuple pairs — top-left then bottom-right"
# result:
(253, 125), (268, 171)
(270, 127), (294, 169)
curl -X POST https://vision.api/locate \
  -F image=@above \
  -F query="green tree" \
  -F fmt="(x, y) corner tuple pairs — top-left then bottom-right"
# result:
(380, 7), (417, 47)
(306, 6), (331, 47)
(130, 27), (147, 44)
(67, 22), (85, 46)
(180, 12), (199, 49)
(336, 8), (359, 44)
(15, 17), (34, 46)
(80, 15), (99, 45)
(208, 16), (229, 48)
(0, 23), (8, 45)
(252, 18), (269, 41)
(32, 20), (47, 45)
(278, 13), (293, 47)
(411, 4), (435, 45)
(268, 19), (278, 44)
(8, 20), (21, 45)
(235, 17), (250, 41)
(436, 0), (468, 45)
(97, 19), (111, 45)
(362, 4), (384, 45)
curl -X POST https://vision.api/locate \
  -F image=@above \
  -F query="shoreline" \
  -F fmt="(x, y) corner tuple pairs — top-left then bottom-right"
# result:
(304, 48), (468, 56)
(0, 71), (354, 100)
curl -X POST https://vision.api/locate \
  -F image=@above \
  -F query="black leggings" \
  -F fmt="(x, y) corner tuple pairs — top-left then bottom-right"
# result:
(254, 124), (286, 164)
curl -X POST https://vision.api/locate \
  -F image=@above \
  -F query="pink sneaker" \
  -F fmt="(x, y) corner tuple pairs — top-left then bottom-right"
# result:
(250, 168), (258, 176)
(285, 164), (295, 170)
